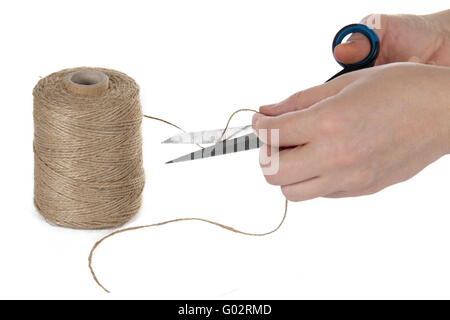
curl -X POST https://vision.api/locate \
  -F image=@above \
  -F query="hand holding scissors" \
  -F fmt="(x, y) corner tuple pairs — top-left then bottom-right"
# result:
(163, 24), (380, 163)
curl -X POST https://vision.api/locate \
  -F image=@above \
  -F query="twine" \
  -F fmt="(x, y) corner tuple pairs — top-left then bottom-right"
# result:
(89, 199), (288, 293)
(33, 67), (145, 229)
(33, 67), (288, 293)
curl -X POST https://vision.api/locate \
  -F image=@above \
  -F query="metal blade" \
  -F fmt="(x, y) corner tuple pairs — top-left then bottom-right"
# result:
(162, 125), (252, 144)
(166, 133), (261, 164)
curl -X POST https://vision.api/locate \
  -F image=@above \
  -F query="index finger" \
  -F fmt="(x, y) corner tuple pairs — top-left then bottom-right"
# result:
(253, 76), (354, 146)
(252, 102), (320, 147)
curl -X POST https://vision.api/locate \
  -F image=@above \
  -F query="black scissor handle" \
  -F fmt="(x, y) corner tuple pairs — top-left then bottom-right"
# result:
(327, 23), (380, 82)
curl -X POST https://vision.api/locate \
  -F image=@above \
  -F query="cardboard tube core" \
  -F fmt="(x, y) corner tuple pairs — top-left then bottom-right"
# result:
(65, 69), (109, 96)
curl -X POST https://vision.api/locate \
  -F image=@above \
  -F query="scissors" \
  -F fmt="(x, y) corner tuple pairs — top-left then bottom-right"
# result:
(164, 23), (379, 164)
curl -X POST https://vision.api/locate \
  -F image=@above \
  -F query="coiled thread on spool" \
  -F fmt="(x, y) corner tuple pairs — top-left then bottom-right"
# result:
(33, 67), (145, 229)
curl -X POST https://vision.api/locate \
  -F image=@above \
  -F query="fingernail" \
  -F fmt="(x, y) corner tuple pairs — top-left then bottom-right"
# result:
(259, 104), (276, 113)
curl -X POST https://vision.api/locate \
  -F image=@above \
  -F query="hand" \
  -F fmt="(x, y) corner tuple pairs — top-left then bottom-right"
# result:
(334, 11), (450, 66)
(253, 63), (450, 201)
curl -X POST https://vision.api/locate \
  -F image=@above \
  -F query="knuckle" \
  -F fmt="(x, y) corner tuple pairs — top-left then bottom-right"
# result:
(289, 91), (303, 104)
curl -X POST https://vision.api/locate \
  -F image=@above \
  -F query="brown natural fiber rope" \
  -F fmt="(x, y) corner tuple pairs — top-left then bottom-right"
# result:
(89, 199), (288, 293)
(33, 67), (288, 293)
(143, 114), (205, 149)
(215, 108), (258, 142)
(143, 114), (186, 132)
(89, 109), (288, 293)
(33, 67), (145, 229)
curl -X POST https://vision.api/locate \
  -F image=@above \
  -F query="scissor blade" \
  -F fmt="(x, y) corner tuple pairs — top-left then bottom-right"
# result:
(166, 133), (261, 164)
(162, 125), (252, 144)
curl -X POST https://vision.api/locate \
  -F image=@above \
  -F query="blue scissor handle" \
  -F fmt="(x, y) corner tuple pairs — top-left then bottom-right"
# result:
(327, 23), (380, 82)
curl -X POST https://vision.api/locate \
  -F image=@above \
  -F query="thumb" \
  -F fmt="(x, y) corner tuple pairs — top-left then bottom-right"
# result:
(333, 32), (371, 65)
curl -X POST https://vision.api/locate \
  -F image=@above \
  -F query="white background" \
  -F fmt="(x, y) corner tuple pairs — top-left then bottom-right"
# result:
(0, 0), (448, 299)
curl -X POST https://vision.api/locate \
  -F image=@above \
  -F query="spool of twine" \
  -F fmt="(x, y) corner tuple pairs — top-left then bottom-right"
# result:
(33, 67), (145, 229)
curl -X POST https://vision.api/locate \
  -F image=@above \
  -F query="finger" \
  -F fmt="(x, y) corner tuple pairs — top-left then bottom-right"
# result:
(253, 108), (314, 147)
(254, 87), (347, 147)
(259, 103), (276, 113)
(334, 14), (389, 66)
(281, 176), (334, 202)
(261, 144), (323, 186)
(333, 33), (371, 65)
(259, 76), (352, 117)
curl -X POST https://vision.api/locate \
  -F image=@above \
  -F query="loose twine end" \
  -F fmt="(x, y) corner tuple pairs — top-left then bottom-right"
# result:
(88, 200), (288, 293)
(88, 108), (288, 293)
